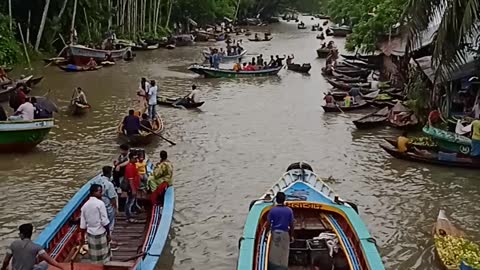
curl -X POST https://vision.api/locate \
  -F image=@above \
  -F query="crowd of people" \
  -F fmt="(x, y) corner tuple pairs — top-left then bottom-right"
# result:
(1, 146), (174, 268)
(232, 55), (287, 72)
(207, 42), (245, 69)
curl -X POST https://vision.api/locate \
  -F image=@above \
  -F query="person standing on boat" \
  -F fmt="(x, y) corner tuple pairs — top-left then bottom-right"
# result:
(79, 184), (111, 264)
(1, 224), (65, 270)
(267, 192), (294, 270)
(124, 153), (141, 223)
(147, 80), (158, 120)
(148, 150), (173, 206)
(113, 144), (130, 188)
(137, 78), (150, 111)
(91, 166), (118, 249)
(471, 120), (480, 156)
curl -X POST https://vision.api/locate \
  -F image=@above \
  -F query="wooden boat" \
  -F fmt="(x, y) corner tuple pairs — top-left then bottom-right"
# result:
(132, 43), (159, 50)
(157, 97), (205, 109)
(343, 59), (377, 69)
(322, 100), (370, 112)
(236, 162), (385, 270)
(188, 64), (283, 78)
(330, 26), (352, 37)
(387, 102), (419, 130)
(316, 48), (330, 58)
(330, 71), (367, 83)
(380, 142), (480, 169)
(384, 137), (437, 151)
(59, 45), (129, 65)
(433, 210), (480, 270)
(353, 107), (389, 129)
(247, 37), (273, 42)
(34, 165), (174, 270)
(0, 118), (55, 152)
(287, 63), (311, 73)
(202, 49), (247, 60)
(117, 113), (164, 146)
(423, 126), (472, 155)
(69, 102), (91, 116)
(59, 65), (103, 72)
(334, 68), (371, 78)
(166, 44), (175, 50)
(171, 34), (195, 46)
(325, 78), (370, 90)
(297, 24), (307, 29)
(43, 57), (68, 65)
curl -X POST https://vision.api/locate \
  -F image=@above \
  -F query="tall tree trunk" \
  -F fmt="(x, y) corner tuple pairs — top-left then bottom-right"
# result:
(108, 0), (112, 29)
(165, 0), (173, 28)
(70, 0), (78, 44)
(8, 0), (12, 31)
(155, 0), (161, 34)
(121, 0), (128, 34)
(133, 0), (137, 38)
(26, 10), (31, 44)
(234, 0), (241, 23)
(58, 0), (69, 19)
(142, 0), (146, 32)
(35, 0), (51, 51)
(83, 7), (91, 41)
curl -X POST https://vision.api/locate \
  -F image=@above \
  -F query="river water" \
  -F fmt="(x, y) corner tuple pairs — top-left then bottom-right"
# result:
(1, 16), (479, 270)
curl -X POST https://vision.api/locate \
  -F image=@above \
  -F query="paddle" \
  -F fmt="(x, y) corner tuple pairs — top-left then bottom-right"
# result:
(140, 124), (176, 146)
(335, 103), (345, 114)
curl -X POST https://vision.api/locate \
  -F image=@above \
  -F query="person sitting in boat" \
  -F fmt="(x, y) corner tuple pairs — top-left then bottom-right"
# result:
(1, 223), (66, 270)
(79, 184), (111, 264)
(123, 109), (141, 135)
(343, 94), (352, 108)
(0, 104), (6, 121)
(186, 84), (201, 104)
(103, 53), (114, 63)
(236, 44), (244, 54)
(267, 192), (294, 270)
(233, 60), (242, 72)
(326, 41), (335, 49)
(397, 131), (411, 153)
(31, 97), (53, 119)
(140, 113), (152, 132)
(254, 33), (259, 41)
(264, 33), (269, 40)
(244, 62), (256, 71)
(86, 57), (98, 69)
(9, 86), (27, 112)
(219, 48), (225, 56)
(257, 54), (264, 66)
(73, 87), (88, 105)
(148, 150), (173, 206)
(427, 107), (445, 128)
(251, 57), (257, 67)
(286, 54), (294, 65)
(319, 33), (325, 41)
(8, 97), (35, 121)
(470, 119), (480, 157)
(324, 92), (335, 106)
(322, 63), (334, 76)
(227, 46), (233, 56)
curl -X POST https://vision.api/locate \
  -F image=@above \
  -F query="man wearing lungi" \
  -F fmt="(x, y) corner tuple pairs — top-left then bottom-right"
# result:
(79, 184), (111, 263)
(267, 192), (295, 270)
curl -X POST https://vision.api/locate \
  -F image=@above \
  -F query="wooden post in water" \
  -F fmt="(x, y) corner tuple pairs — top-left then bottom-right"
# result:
(18, 23), (32, 70)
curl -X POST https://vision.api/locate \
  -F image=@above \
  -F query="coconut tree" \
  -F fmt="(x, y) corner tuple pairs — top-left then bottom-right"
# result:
(404, 0), (480, 81)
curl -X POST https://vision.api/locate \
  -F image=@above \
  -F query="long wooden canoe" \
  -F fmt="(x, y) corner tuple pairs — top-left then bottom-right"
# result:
(353, 107), (389, 129)
(0, 118), (55, 152)
(236, 162), (384, 270)
(322, 100), (370, 112)
(157, 97), (204, 109)
(69, 102), (91, 116)
(117, 112), (164, 146)
(247, 37), (273, 42)
(34, 164), (174, 270)
(287, 63), (311, 73)
(59, 65), (103, 72)
(188, 64), (283, 78)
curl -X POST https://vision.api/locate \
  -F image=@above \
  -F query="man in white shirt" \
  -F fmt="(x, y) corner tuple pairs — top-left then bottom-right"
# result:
(187, 84), (201, 103)
(147, 80), (158, 120)
(9, 98), (35, 121)
(79, 184), (111, 264)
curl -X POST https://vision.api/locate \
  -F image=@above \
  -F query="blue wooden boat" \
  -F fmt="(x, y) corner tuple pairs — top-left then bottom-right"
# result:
(34, 158), (174, 270)
(188, 64), (283, 78)
(237, 162), (384, 270)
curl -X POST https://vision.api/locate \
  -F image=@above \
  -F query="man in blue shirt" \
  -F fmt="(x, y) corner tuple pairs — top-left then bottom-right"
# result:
(267, 192), (294, 270)
(123, 109), (140, 135)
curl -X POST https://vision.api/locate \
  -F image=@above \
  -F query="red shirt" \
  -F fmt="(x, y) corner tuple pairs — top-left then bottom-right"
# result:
(17, 90), (26, 104)
(124, 162), (140, 192)
(429, 110), (441, 123)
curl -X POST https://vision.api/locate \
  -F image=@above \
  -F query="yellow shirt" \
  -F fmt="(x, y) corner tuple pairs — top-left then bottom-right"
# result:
(147, 161), (173, 191)
(344, 96), (351, 107)
(472, 120), (480, 141)
(397, 136), (410, 153)
(136, 161), (147, 175)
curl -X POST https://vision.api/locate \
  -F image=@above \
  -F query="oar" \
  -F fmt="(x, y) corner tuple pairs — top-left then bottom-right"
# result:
(140, 124), (176, 146)
(335, 103), (345, 114)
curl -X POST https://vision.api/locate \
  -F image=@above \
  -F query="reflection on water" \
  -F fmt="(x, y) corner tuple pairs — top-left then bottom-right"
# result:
(0, 16), (479, 270)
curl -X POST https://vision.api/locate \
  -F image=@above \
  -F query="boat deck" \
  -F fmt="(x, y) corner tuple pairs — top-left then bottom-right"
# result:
(111, 212), (148, 261)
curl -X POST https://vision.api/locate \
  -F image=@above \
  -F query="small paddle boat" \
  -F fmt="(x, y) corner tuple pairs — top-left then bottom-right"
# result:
(157, 97), (204, 109)
(188, 64), (283, 78)
(59, 64), (103, 72)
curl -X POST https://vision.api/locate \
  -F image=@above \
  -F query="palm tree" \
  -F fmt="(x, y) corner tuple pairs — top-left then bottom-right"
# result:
(404, 0), (480, 82)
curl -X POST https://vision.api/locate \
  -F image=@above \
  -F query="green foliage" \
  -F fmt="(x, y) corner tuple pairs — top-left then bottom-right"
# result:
(0, 14), (22, 65)
(326, 0), (405, 52)
(404, 66), (431, 122)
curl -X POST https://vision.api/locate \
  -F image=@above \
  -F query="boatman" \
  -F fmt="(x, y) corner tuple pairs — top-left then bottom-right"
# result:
(267, 192), (294, 270)
(148, 150), (173, 206)
(79, 184), (111, 264)
(186, 84), (201, 104)
(471, 119), (480, 157)
(1, 224), (65, 270)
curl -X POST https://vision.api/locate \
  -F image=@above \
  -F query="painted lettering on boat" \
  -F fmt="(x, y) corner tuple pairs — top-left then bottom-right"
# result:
(286, 202), (323, 209)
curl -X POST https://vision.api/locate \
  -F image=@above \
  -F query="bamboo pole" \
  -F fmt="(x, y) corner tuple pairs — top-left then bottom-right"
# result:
(35, 0), (51, 51)
(165, 0), (173, 28)
(70, 0), (78, 44)
(83, 8), (91, 41)
(26, 10), (31, 44)
(108, 0), (112, 29)
(234, 0), (241, 23)
(18, 23), (32, 70)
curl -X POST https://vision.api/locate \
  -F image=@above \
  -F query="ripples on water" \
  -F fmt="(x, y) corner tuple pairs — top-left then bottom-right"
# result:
(0, 16), (479, 270)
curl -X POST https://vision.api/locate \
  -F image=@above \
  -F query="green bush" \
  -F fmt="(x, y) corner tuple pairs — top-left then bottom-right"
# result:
(0, 14), (22, 65)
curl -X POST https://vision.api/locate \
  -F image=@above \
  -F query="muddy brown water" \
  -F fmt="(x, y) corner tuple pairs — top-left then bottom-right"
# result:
(0, 16), (479, 270)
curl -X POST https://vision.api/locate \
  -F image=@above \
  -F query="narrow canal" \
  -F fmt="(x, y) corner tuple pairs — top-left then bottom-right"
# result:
(0, 16), (479, 270)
